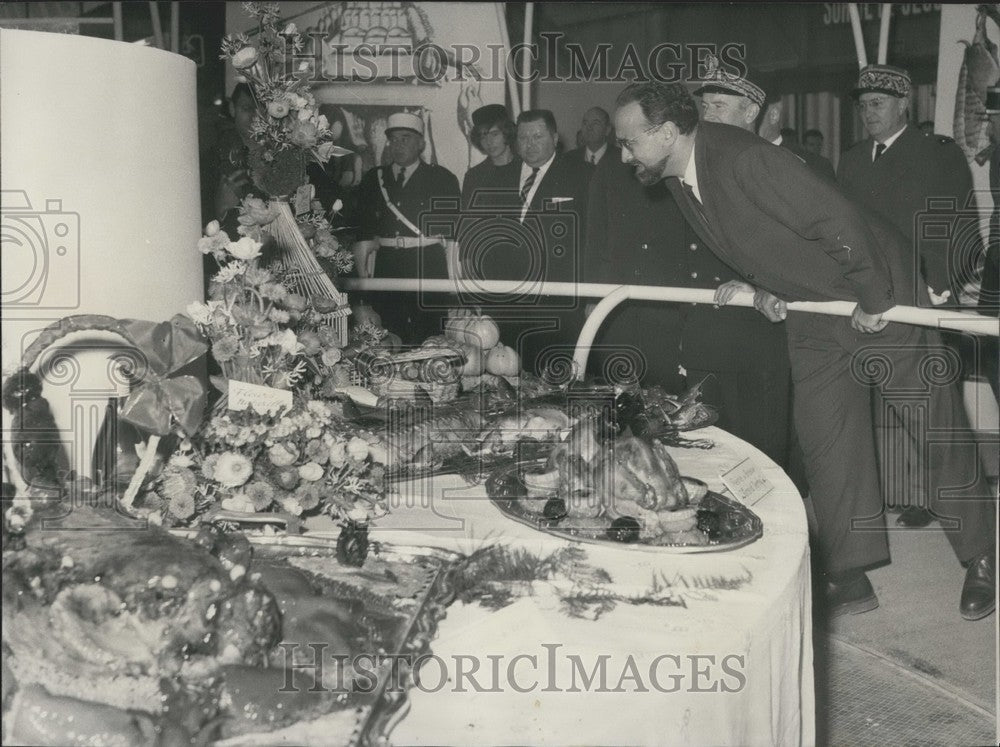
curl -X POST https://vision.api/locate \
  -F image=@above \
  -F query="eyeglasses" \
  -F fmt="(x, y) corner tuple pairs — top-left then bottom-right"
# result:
(855, 96), (892, 113)
(616, 122), (664, 152)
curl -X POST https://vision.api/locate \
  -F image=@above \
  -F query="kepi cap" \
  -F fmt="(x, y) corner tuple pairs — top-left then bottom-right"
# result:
(385, 111), (424, 136)
(693, 54), (766, 108)
(851, 64), (911, 98)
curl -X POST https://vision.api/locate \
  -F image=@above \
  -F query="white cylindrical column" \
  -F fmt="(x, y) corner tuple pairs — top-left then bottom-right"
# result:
(1, 29), (203, 480)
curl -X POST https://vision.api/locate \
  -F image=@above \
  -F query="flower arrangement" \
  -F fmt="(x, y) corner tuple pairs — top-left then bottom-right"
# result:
(191, 197), (355, 392)
(220, 2), (349, 197)
(133, 399), (388, 528)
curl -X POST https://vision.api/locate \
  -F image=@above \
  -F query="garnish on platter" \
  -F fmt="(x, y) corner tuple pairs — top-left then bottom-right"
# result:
(486, 419), (762, 552)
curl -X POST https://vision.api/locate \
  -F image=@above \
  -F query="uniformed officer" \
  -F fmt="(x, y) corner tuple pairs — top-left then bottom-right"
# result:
(684, 60), (807, 492)
(693, 60), (834, 180)
(351, 112), (461, 343)
(838, 64), (980, 307)
(838, 64), (984, 528)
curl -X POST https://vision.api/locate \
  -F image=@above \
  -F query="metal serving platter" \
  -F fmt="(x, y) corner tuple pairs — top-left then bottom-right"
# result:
(171, 530), (463, 747)
(485, 461), (763, 554)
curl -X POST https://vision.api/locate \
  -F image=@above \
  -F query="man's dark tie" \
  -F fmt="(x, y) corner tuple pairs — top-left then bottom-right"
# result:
(589, 153), (596, 165)
(520, 167), (540, 204)
(683, 182), (708, 226)
(874, 142), (886, 162)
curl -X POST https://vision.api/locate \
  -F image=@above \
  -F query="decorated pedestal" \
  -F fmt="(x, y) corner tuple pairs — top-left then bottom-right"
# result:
(1, 29), (203, 480)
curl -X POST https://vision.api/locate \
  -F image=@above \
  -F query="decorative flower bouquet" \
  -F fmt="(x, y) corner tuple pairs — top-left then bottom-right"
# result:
(192, 197), (355, 393)
(132, 399), (389, 529)
(220, 1), (349, 197)
(219, 2), (353, 345)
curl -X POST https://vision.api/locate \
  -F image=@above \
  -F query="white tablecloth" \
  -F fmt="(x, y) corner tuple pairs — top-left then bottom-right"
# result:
(371, 427), (815, 746)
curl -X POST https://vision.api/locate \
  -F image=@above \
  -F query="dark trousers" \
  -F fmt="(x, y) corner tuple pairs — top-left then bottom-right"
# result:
(370, 243), (449, 345)
(785, 310), (995, 576)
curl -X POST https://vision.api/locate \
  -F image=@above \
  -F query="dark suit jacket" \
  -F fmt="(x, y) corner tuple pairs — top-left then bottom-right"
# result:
(837, 125), (978, 297)
(566, 145), (622, 168)
(779, 138), (836, 182)
(462, 153), (591, 285)
(586, 154), (788, 373)
(670, 121), (910, 314)
(354, 160), (460, 241)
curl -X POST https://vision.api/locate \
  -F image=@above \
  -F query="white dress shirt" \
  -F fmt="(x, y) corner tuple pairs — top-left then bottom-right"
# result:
(682, 145), (702, 203)
(393, 161), (419, 187)
(585, 142), (608, 165)
(872, 125), (906, 162)
(519, 152), (556, 222)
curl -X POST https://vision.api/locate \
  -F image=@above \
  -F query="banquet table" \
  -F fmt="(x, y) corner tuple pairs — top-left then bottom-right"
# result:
(369, 425), (816, 747)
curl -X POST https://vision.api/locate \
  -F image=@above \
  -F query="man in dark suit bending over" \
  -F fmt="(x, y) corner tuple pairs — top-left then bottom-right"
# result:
(613, 81), (995, 621)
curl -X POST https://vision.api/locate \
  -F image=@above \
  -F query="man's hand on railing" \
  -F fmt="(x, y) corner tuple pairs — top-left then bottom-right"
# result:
(927, 286), (952, 306)
(713, 280), (754, 306)
(753, 288), (787, 322)
(851, 304), (889, 334)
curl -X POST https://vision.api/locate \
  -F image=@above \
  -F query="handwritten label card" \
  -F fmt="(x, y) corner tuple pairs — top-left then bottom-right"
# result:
(720, 457), (775, 506)
(228, 380), (293, 416)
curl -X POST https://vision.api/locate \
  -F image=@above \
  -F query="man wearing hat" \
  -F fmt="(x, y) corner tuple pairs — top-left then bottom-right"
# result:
(838, 64), (982, 528)
(461, 104), (520, 212)
(613, 81), (995, 622)
(695, 62), (834, 180)
(688, 63), (811, 491)
(352, 111), (460, 342)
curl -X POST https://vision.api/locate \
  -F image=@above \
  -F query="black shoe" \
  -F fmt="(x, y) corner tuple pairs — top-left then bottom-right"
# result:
(896, 506), (933, 527)
(823, 572), (879, 618)
(960, 552), (996, 621)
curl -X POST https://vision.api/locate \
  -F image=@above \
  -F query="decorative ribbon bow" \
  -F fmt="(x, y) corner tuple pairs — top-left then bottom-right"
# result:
(118, 315), (209, 436)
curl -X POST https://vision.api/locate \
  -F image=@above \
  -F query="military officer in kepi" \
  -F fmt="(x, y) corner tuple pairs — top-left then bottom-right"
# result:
(352, 111), (461, 343)
(838, 64), (985, 529)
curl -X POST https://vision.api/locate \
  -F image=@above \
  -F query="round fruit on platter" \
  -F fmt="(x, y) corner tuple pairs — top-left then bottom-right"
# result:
(485, 344), (519, 377)
(462, 314), (500, 350)
(459, 344), (486, 377)
(443, 308), (472, 344)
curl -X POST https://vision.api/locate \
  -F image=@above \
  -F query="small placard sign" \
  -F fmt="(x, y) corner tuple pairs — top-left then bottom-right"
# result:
(227, 380), (293, 415)
(720, 457), (775, 506)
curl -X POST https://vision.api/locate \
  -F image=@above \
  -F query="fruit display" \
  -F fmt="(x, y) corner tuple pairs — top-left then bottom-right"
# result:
(441, 308), (521, 387)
